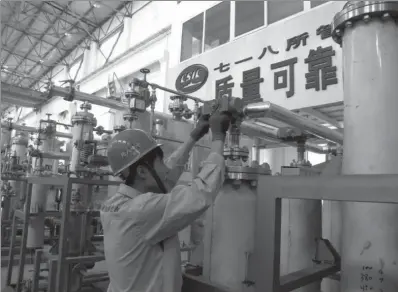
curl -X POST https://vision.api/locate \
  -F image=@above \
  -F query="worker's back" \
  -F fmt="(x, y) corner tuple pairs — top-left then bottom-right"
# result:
(101, 186), (182, 292)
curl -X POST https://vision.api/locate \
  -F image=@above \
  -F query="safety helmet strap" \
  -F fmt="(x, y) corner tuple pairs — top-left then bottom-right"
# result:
(142, 161), (168, 194)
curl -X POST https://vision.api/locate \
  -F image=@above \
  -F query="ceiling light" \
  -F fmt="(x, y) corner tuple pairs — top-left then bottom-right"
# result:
(39, 60), (44, 64)
(64, 32), (70, 37)
(93, 3), (101, 8)
(3, 65), (8, 69)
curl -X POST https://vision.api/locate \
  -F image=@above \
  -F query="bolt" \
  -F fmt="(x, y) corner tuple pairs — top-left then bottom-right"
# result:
(381, 13), (391, 21)
(345, 21), (353, 28)
(363, 14), (371, 23)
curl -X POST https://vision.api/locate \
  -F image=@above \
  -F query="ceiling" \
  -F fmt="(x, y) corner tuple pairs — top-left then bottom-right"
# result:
(1, 0), (132, 114)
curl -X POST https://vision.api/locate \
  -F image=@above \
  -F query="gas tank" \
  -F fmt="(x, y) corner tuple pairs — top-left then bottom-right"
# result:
(206, 182), (257, 292)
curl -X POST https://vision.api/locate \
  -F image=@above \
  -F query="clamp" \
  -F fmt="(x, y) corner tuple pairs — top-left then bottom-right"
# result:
(59, 79), (76, 101)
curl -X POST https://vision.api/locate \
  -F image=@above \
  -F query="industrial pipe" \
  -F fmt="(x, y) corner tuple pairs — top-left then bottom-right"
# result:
(32, 151), (71, 160)
(305, 142), (338, 155)
(331, 2), (398, 292)
(240, 121), (282, 143)
(1, 82), (47, 102)
(243, 102), (344, 145)
(0, 122), (72, 139)
(50, 86), (127, 111)
(150, 83), (205, 104)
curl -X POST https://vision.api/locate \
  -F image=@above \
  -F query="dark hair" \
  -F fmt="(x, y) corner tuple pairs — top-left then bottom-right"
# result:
(123, 147), (164, 185)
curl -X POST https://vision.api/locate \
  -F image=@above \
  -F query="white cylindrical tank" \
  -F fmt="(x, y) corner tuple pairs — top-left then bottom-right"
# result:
(27, 132), (55, 248)
(11, 132), (29, 161)
(207, 182), (256, 292)
(332, 3), (398, 292)
(9, 132), (29, 214)
(26, 183), (48, 248)
(1, 128), (11, 152)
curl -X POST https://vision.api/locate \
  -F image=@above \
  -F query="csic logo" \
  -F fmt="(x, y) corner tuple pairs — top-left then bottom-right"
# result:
(175, 64), (209, 94)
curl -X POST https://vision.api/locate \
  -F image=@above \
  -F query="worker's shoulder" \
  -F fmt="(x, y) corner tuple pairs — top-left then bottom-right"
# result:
(205, 152), (225, 165)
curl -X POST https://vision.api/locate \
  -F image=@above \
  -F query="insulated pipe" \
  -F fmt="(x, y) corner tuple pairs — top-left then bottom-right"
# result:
(332, 2), (398, 292)
(0, 122), (72, 139)
(243, 102), (344, 145)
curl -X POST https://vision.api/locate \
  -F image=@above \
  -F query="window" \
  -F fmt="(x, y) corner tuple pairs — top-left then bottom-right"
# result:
(235, 1), (264, 37)
(204, 1), (230, 52)
(310, 1), (329, 8)
(181, 13), (203, 62)
(267, 1), (304, 25)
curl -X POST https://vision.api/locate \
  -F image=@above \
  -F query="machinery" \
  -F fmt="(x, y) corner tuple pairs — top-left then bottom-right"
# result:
(1, 62), (342, 292)
(2, 2), (397, 292)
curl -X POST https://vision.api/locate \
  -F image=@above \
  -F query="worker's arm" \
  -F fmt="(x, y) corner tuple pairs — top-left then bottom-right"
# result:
(136, 112), (230, 245)
(163, 115), (210, 188)
(163, 137), (196, 188)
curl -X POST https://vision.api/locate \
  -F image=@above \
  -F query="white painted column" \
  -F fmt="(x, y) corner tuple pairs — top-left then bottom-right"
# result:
(332, 3), (398, 292)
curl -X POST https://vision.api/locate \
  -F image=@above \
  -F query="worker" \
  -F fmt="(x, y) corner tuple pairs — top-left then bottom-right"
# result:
(101, 111), (231, 292)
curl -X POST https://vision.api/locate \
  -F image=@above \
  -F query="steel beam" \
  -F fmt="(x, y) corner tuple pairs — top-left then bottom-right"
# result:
(2, 3), (45, 69)
(30, 2), (130, 88)
(9, 2), (72, 84)
(254, 175), (398, 292)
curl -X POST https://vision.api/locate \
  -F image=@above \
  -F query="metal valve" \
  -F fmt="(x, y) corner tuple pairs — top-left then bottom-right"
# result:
(94, 126), (112, 136)
(169, 95), (193, 120)
(114, 125), (126, 133)
(59, 79), (75, 101)
(200, 95), (244, 121)
(80, 102), (92, 111)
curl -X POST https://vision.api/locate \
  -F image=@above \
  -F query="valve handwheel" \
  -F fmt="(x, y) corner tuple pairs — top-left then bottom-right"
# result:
(140, 68), (150, 74)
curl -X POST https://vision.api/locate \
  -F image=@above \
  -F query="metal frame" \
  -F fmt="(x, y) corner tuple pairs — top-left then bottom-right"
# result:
(1, 1), (134, 114)
(6, 175), (120, 292)
(254, 174), (398, 292)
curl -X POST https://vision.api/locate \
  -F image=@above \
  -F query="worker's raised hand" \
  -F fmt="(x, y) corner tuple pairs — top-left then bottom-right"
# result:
(209, 111), (231, 141)
(190, 114), (210, 141)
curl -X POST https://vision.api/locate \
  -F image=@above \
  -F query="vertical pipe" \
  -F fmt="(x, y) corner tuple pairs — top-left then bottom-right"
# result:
(280, 161), (322, 292)
(32, 249), (43, 292)
(6, 213), (18, 286)
(56, 180), (72, 292)
(17, 183), (33, 292)
(332, 3), (398, 292)
(251, 138), (260, 166)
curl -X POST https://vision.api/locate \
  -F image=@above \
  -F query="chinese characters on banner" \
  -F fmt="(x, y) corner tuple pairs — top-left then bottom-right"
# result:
(213, 24), (338, 103)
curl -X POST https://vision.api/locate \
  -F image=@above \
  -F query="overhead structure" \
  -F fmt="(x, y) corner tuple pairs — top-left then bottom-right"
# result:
(0, 1), (133, 114)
